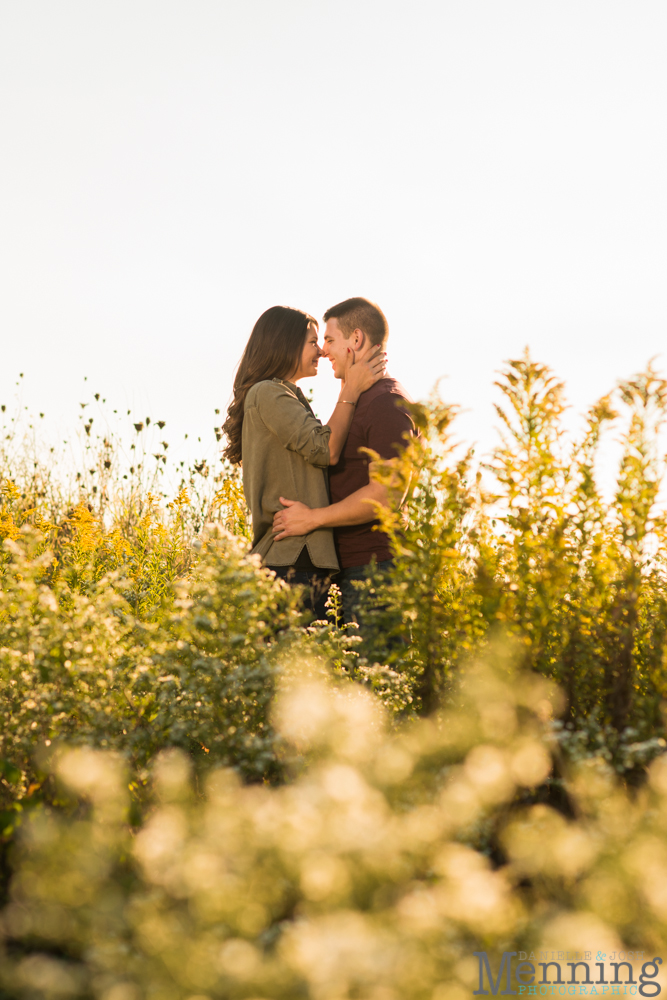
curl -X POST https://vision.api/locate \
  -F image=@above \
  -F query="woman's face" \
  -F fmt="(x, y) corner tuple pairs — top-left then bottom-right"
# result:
(291, 322), (322, 381)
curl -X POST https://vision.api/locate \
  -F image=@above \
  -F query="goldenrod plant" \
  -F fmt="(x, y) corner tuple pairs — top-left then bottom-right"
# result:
(364, 355), (667, 768)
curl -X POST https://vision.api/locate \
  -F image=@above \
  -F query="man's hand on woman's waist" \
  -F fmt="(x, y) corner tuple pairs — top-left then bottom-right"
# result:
(272, 499), (321, 538)
(272, 482), (389, 539)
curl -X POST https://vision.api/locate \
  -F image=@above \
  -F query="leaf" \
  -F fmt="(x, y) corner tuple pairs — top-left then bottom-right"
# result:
(0, 810), (18, 836)
(0, 758), (22, 784)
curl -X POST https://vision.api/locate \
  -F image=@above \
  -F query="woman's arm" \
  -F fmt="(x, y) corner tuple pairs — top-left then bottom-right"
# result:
(254, 382), (332, 468)
(324, 347), (386, 464)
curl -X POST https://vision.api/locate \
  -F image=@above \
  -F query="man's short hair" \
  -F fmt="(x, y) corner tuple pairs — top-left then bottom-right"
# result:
(323, 297), (389, 347)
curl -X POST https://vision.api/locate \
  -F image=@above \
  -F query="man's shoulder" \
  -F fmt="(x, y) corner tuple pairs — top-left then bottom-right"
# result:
(359, 377), (413, 413)
(355, 378), (416, 455)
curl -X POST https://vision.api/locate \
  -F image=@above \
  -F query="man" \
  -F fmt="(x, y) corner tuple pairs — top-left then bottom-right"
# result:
(272, 297), (415, 622)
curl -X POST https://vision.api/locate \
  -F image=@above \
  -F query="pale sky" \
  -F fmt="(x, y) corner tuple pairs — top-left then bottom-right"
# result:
(1, 1), (666, 471)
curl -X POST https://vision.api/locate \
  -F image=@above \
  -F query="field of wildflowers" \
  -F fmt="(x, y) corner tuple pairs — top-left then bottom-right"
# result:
(2, 355), (667, 998)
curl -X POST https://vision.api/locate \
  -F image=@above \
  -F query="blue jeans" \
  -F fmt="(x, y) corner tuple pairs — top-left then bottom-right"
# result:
(337, 559), (394, 625)
(268, 565), (334, 621)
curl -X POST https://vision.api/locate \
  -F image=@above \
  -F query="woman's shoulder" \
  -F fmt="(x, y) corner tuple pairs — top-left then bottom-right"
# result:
(245, 380), (277, 406)
(246, 379), (297, 406)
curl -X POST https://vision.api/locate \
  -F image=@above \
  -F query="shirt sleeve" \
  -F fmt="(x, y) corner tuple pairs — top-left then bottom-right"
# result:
(256, 382), (332, 468)
(365, 392), (415, 459)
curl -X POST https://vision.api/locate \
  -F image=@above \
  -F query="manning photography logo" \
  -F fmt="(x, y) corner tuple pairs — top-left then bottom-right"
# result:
(473, 950), (663, 996)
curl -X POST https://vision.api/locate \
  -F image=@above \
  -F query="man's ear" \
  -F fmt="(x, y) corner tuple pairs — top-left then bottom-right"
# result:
(350, 328), (365, 351)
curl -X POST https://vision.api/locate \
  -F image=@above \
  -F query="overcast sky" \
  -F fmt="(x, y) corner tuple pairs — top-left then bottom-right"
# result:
(1, 0), (665, 469)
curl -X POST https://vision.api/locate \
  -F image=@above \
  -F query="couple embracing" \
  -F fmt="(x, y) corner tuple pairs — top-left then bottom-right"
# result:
(223, 297), (415, 622)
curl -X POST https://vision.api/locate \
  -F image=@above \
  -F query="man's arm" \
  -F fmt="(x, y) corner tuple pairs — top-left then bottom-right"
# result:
(272, 480), (388, 540)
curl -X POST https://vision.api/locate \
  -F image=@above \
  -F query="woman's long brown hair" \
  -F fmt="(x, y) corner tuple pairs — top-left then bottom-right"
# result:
(222, 306), (317, 464)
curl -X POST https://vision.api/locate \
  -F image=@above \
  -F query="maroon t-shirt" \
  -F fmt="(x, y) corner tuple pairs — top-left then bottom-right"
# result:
(329, 377), (414, 570)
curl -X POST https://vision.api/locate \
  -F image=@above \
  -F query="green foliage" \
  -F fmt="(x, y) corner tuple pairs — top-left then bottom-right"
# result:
(3, 667), (667, 999)
(360, 390), (485, 714)
(357, 355), (667, 767)
(485, 359), (667, 739)
(0, 527), (304, 840)
(2, 357), (667, 997)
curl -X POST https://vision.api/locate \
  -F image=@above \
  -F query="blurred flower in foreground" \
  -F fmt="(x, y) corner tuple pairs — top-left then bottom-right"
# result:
(3, 660), (667, 998)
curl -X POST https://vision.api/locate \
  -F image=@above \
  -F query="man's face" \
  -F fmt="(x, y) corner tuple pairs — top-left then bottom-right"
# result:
(322, 318), (351, 380)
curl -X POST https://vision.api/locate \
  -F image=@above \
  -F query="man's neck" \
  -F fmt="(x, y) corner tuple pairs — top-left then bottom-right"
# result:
(351, 343), (382, 366)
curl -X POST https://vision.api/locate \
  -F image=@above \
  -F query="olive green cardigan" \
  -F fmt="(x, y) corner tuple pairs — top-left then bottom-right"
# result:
(242, 379), (338, 570)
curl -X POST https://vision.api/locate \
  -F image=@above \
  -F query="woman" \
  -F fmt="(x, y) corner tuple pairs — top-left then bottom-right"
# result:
(222, 305), (385, 617)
